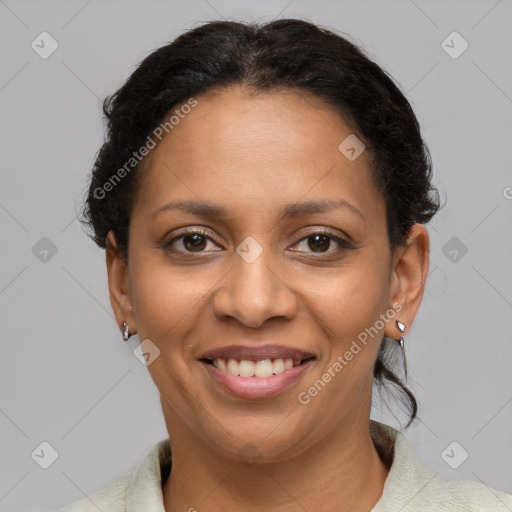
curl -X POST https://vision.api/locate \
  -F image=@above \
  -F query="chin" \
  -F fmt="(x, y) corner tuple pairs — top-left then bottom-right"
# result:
(202, 416), (314, 465)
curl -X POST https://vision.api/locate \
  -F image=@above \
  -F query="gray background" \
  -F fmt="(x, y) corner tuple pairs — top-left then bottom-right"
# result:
(1, 0), (511, 510)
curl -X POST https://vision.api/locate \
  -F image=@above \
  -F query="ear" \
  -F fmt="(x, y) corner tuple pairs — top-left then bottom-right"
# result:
(385, 224), (430, 339)
(105, 230), (136, 336)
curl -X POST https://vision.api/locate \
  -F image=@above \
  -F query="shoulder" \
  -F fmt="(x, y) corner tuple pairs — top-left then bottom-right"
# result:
(370, 421), (512, 512)
(444, 478), (512, 511)
(395, 474), (512, 512)
(56, 437), (171, 512)
(56, 473), (131, 512)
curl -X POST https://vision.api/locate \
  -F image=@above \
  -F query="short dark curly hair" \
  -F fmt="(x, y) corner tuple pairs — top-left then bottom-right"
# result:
(80, 18), (441, 429)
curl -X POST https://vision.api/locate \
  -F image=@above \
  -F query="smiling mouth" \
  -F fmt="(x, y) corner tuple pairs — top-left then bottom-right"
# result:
(200, 356), (316, 378)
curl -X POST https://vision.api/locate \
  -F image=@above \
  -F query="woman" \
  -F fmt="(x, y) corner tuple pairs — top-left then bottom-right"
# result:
(59, 18), (512, 512)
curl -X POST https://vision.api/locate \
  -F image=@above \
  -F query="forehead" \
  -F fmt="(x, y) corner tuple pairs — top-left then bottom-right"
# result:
(134, 86), (383, 220)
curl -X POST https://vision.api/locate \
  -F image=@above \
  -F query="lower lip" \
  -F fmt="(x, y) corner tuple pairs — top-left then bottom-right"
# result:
(200, 360), (314, 400)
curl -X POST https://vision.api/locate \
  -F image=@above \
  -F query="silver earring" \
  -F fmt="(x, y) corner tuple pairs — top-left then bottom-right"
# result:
(122, 321), (131, 341)
(396, 320), (407, 380)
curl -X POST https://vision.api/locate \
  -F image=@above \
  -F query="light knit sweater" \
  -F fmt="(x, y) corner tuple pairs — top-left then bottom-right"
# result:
(58, 420), (512, 511)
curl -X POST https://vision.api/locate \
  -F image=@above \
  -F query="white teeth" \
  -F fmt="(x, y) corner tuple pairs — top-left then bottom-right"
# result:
(239, 360), (256, 377)
(227, 358), (239, 375)
(272, 358), (284, 374)
(255, 360), (273, 378)
(212, 357), (300, 377)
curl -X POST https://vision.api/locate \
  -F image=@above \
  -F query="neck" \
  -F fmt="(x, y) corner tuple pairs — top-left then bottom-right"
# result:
(162, 417), (390, 512)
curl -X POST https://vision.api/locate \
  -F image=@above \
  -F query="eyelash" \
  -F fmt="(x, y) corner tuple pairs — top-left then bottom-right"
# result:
(162, 227), (352, 256)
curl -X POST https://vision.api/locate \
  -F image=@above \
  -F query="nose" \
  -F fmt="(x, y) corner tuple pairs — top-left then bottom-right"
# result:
(212, 244), (297, 329)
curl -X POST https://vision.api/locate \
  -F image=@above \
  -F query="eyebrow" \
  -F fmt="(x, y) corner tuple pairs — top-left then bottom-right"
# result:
(151, 198), (365, 221)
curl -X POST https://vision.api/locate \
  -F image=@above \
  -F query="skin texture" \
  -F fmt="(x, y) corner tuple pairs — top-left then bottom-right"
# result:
(105, 85), (430, 512)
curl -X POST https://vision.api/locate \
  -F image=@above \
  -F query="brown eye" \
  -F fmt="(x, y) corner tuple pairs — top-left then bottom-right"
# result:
(307, 234), (331, 253)
(292, 230), (351, 255)
(182, 233), (208, 252)
(164, 228), (221, 254)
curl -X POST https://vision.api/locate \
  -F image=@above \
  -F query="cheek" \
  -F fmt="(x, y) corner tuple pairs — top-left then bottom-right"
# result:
(297, 260), (391, 413)
(129, 256), (217, 343)
(315, 252), (391, 375)
(321, 256), (390, 328)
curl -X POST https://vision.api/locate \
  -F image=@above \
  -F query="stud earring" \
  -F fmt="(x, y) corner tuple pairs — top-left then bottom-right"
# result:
(122, 321), (131, 341)
(396, 320), (407, 380)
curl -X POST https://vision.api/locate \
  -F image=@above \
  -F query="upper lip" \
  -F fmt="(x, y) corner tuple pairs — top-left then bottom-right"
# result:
(200, 344), (316, 362)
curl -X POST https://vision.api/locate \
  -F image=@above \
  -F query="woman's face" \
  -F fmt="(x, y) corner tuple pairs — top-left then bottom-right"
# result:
(108, 86), (425, 461)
